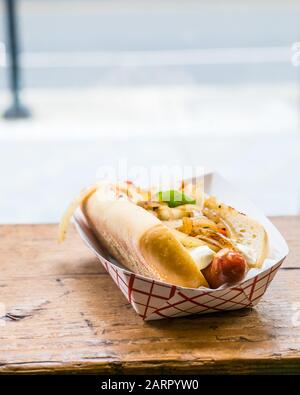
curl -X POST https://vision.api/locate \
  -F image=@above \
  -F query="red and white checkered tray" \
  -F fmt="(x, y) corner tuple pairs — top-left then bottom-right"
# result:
(74, 173), (289, 320)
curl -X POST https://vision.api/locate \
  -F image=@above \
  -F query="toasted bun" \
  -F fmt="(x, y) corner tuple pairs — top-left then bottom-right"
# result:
(204, 197), (268, 267)
(140, 225), (208, 288)
(82, 186), (208, 288)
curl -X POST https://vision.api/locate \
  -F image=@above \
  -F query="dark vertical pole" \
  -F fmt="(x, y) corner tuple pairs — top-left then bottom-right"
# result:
(3, 0), (31, 119)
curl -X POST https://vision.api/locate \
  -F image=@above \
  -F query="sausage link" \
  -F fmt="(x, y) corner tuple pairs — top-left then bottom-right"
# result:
(202, 248), (247, 289)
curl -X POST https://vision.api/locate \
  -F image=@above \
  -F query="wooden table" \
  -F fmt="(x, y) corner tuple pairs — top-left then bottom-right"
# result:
(0, 217), (299, 374)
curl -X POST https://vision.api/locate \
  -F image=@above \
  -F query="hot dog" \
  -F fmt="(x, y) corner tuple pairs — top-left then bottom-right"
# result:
(60, 181), (268, 289)
(202, 248), (247, 289)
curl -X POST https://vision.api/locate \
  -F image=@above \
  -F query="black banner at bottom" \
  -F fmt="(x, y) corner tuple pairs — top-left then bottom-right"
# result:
(0, 374), (291, 392)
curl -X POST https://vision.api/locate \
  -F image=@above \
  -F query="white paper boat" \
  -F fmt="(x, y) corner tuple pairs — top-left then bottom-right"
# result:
(74, 172), (289, 320)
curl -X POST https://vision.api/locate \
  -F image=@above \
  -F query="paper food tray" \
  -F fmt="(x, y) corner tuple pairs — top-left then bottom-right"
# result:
(74, 172), (289, 321)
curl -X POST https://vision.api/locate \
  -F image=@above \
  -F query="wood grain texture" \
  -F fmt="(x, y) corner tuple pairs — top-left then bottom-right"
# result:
(0, 217), (299, 374)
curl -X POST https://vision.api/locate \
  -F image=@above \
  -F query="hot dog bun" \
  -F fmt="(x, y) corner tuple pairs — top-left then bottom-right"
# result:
(60, 181), (268, 289)
(204, 197), (268, 267)
(82, 185), (208, 288)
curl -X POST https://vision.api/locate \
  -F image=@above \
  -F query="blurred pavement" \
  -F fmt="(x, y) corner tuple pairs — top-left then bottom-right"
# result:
(0, 1), (300, 222)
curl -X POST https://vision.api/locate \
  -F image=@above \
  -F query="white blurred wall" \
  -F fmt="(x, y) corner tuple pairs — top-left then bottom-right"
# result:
(0, 0), (299, 222)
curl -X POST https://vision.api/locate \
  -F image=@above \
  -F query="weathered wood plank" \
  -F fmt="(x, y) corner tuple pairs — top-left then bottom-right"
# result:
(271, 216), (300, 269)
(0, 217), (299, 374)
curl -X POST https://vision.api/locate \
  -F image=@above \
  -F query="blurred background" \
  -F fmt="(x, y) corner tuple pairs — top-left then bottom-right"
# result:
(0, 0), (299, 223)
